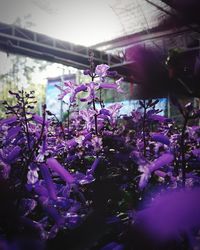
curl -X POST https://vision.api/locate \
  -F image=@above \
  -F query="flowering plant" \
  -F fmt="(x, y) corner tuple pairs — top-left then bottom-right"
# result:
(1, 62), (200, 249)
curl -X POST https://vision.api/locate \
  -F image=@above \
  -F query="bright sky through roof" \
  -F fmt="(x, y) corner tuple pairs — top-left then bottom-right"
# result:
(0, 0), (122, 46)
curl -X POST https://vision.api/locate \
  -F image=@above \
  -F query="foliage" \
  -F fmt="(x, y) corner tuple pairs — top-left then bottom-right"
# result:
(1, 62), (200, 249)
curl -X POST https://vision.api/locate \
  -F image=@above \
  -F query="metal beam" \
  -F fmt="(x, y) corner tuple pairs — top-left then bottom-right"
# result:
(92, 27), (192, 51)
(0, 22), (134, 81)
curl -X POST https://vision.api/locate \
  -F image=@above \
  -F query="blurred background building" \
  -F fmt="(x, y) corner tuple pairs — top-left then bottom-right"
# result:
(0, 0), (199, 120)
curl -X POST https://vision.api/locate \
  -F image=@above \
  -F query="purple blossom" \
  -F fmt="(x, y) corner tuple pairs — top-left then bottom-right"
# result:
(46, 158), (74, 184)
(150, 114), (168, 122)
(135, 188), (200, 245)
(40, 164), (57, 200)
(95, 64), (110, 77)
(192, 148), (200, 157)
(6, 146), (21, 164)
(99, 83), (118, 90)
(0, 160), (10, 179)
(138, 153), (174, 189)
(149, 153), (174, 172)
(34, 183), (49, 197)
(40, 202), (64, 226)
(91, 136), (102, 152)
(88, 157), (100, 175)
(101, 242), (124, 250)
(81, 81), (99, 103)
(0, 116), (17, 126)
(66, 138), (78, 149)
(99, 78), (123, 93)
(56, 81), (86, 103)
(27, 169), (39, 184)
(32, 114), (44, 124)
(151, 133), (170, 146)
(115, 77), (124, 93)
(138, 165), (151, 190)
(79, 109), (96, 130)
(6, 126), (21, 140)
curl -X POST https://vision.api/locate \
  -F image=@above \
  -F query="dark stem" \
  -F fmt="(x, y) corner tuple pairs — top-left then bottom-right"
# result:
(99, 88), (104, 108)
(21, 90), (31, 151)
(91, 74), (98, 135)
(67, 104), (71, 133)
(180, 116), (188, 187)
(142, 103), (147, 157)
(93, 98), (98, 136)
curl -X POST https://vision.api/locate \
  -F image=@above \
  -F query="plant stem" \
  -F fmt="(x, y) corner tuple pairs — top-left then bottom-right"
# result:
(91, 75), (98, 135)
(180, 116), (188, 187)
(93, 98), (98, 135)
(67, 104), (71, 133)
(142, 103), (147, 157)
(21, 90), (31, 151)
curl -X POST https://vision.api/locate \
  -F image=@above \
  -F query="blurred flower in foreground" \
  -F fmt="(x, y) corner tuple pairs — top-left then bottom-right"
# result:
(135, 187), (200, 247)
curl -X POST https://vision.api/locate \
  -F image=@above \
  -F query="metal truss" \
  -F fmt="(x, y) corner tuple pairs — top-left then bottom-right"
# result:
(0, 22), (134, 81)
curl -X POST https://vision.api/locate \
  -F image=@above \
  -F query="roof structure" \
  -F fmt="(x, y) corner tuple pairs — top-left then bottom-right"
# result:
(0, 0), (199, 99)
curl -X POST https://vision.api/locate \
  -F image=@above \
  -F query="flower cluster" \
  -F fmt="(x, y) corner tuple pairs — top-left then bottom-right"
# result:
(1, 64), (200, 249)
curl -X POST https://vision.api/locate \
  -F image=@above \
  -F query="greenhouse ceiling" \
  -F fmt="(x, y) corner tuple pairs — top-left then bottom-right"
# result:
(0, 0), (171, 47)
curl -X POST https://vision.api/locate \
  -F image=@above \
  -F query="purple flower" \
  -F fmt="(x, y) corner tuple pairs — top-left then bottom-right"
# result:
(135, 188), (200, 245)
(192, 148), (200, 157)
(138, 165), (151, 190)
(40, 202), (64, 226)
(99, 78), (123, 93)
(6, 126), (21, 140)
(56, 81), (86, 103)
(115, 77), (124, 93)
(6, 146), (21, 164)
(0, 116), (17, 126)
(99, 83), (117, 90)
(40, 164), (57, 200)
(46, 158), (74, 184)
(81, 82), (99, 103)
(149, 153), (174, 172)
(27, 169), (39, 184)
(91, 136), (102, 152)
(138, 153), (174, 189)
(66, 139), (78, 149)
(101, 242), (124, 250)
(20, 198), (37, 216)
(75, 84), (87, 93)
(95, 64), (110, 77)
(150, 114), (168, 123)
(106, 103), (122, 124)
(83, 69), (91, 75)
(79, 109), (96, 130)
(34, 183), (49, 197)
(88, 157), (100, 175)
(100, 108), (110, 116)
(151, 133), (170, 146)
(0, 159), (10, 179)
